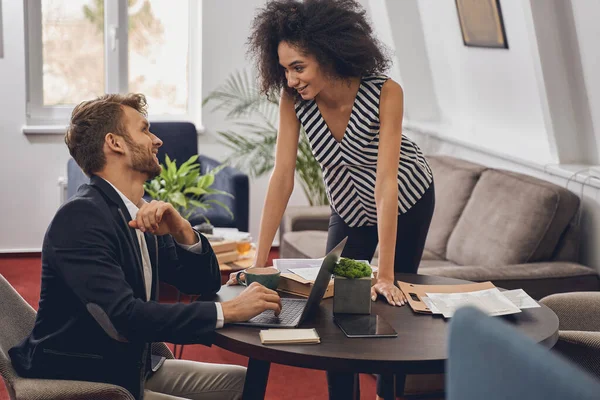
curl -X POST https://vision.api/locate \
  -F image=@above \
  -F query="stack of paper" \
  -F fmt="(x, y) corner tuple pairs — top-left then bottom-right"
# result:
(397, 280), (540, 318)
(259, 328), (321, 345)
(273, 259), (334, 298)
(424, 288), (540, 318)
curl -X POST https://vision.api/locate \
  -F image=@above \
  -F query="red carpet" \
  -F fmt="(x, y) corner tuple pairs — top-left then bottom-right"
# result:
(0, 252), (379, 400)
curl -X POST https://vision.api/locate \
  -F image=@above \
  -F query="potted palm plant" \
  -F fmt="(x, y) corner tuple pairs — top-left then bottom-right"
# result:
(333, 258), (373, 314)
(144, 154), (233, 226)
(202, 69), (328, 206)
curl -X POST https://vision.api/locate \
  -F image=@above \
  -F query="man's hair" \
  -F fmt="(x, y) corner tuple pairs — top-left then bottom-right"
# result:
(248, 0), (390, 100)
(65, 93), (148, 175)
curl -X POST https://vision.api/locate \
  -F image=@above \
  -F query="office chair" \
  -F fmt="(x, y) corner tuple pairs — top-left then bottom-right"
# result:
(0, 274), (173, 399)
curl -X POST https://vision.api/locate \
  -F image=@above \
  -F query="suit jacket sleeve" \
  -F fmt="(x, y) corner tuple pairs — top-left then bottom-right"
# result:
(48, 199), (218, 345)
(156, 232), (221, 296)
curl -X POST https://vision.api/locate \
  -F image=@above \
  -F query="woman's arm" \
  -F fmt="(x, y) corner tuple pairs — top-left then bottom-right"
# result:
(254, 91), (301, 268)
(373, 79), (405, 306)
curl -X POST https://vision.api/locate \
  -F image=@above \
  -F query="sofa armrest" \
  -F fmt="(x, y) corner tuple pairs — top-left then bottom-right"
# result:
(280, 205), (331, 239)
(553, 331), (600, 378)
(540, 292), (600, 331)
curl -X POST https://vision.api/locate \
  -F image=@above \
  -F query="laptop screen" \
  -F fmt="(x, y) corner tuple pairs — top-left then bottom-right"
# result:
(297, 237), (347, 325)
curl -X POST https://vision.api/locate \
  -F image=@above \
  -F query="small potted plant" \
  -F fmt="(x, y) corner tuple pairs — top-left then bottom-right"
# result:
(333, 258), (373, 314)
(144, 154), (234, 224)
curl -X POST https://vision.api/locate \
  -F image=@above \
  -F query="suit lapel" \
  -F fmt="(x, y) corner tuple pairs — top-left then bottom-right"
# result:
(89, 175), (148, 300)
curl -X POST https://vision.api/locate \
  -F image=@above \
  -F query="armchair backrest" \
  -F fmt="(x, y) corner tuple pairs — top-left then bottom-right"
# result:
(150, 121), (198, 166)
(447, 306), (600, 400)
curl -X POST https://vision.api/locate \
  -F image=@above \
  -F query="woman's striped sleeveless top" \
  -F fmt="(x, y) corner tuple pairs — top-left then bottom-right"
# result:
(294, 74), (433, 227)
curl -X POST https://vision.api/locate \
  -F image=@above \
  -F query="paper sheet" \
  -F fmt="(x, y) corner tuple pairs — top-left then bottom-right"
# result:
(426, 288), (522, 318)
(288, 267), (322, 281)
(502, 289), (540, 309)
(421, 297), (441, 314)
(273, 258), (324, 273)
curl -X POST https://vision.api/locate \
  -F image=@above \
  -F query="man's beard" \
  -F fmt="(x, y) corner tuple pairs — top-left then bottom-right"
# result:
(129, 141), (161, 179)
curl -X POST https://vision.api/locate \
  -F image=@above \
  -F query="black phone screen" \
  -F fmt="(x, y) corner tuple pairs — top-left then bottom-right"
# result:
(334, 314), (398, 338)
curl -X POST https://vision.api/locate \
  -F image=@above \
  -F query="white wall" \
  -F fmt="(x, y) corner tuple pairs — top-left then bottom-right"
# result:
(415, 0), (552, 164)
(0, 0), (72, 252)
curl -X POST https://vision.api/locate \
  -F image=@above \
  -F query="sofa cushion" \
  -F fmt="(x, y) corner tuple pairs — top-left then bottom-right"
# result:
(446, 169), (580, 266)
(424, 156), (487, 259)
(280, 231), (329, 259)
(421, 249), (442, 260)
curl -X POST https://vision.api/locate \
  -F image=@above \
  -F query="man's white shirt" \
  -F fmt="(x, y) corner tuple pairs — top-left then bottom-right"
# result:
(104, 179), (224, 329)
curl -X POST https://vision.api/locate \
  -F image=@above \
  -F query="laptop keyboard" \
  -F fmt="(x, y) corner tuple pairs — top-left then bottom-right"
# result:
(249, 298), (306, 325)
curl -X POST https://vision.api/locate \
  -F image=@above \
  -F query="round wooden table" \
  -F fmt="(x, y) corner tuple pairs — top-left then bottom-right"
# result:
(212, 273), (559, 399)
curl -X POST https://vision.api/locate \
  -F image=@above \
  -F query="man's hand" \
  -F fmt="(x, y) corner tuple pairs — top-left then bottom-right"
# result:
(221, 282), (282, 323)
(128, 200), (197, 244)
(371, 278), (406, 306)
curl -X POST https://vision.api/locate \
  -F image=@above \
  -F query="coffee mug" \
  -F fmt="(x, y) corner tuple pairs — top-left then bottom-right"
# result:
(236, 267), (281, 290)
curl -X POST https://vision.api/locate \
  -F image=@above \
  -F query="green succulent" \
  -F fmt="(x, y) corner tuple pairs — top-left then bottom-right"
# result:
(333, 258), (372, 279)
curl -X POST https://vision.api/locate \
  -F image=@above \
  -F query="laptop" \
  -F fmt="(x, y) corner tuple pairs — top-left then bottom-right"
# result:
(232, 237), (347, 328)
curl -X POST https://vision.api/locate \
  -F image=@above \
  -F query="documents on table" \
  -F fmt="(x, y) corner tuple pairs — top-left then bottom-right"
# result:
(288, 267), (324, 282)
(426, 288), (522, 318)
(273, 258), (324, 271)
(259, 328), (321, 345)
(501, 289), (541, 309)
(397, 280), (539, 318)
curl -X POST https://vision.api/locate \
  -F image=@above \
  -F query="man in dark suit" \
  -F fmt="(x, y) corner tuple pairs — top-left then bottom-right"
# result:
(9, 93), (281, 400)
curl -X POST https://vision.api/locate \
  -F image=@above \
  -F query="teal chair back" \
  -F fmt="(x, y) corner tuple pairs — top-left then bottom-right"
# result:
(447, 306), (600, 400)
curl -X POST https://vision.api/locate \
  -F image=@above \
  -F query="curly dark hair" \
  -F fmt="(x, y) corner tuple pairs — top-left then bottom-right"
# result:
(248, 0), (390, 99)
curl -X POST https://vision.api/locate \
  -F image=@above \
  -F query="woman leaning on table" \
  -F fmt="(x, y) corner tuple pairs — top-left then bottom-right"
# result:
(227, 0), (435, 398)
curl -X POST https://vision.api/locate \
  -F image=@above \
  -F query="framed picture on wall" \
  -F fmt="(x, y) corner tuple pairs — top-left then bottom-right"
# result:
(455, 0), (508, 49)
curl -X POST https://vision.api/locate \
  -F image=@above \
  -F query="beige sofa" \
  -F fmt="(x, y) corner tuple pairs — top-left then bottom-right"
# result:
(279, 155), (599, 299)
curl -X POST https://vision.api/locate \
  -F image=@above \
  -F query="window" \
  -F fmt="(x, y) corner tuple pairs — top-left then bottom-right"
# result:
(25, 0), (201, 127)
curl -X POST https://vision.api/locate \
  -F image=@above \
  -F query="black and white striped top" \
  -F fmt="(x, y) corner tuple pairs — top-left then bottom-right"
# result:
(295, 74), (433, 227)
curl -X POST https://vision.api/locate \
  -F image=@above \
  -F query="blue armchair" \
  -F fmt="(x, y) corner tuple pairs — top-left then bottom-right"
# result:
(66, 121), (249, 232)
(447, 307), (600, 400)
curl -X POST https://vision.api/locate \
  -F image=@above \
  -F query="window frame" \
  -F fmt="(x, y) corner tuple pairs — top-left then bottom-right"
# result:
(24, 0), (202, 128)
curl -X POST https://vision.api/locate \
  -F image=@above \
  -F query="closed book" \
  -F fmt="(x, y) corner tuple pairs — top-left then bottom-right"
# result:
(210, 240), (238, 254)
(278, 274), (334, 298)
(216, 250), (239, 264)
(259, 328), (320, 345)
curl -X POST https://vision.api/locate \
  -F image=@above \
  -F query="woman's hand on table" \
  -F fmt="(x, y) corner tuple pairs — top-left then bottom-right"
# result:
(371, 278), (406, 306)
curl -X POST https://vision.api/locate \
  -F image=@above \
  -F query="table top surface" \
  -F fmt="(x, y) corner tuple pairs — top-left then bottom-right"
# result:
(211, 273), (559, 374)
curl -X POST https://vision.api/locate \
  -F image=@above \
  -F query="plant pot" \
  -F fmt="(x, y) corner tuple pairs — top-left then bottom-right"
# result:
(333, 276), (372, 314)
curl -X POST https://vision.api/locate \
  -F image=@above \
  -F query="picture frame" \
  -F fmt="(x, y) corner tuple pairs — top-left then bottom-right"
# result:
(455, 0), (508, 49)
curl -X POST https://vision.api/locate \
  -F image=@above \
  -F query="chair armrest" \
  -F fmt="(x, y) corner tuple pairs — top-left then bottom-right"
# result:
(280, 205), (331, 240)
(553, 331), (600, 378)
(540, 292), (600, 331)
(151, 342), (175, 359)
(12, 377), (134, 400)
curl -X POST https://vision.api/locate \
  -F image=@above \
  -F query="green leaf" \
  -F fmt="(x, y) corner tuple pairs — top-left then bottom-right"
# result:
(184, 187), (208, 196)
(168, 192), (187, 208)
(205, 199), (234, 219)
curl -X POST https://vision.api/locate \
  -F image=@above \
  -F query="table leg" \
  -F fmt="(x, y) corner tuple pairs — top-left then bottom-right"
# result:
(379, 374), (395, 400)
(242, 358), (270, 399)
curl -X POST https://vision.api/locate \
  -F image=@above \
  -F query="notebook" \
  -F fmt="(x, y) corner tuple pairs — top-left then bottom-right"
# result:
(259, 328), (320, 345)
